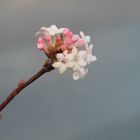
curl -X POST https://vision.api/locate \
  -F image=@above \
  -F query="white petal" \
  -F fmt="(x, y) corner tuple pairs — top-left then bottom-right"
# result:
(73, 63), (80, 71)
(85, 68), (88, 74)
(57, 28), (64, 33)
(89, 44), (93, 52)
(56, 53), (64, 61)
(77, 59), (87, 67)
(85, 36), (90, 43)
(52, 62), (61, 68)
(35, 31), (41, 36)
(46, 25), (57, 35)
(79, 67), (86, 78)
(77, 50), (86, 59)
(72, 46), (78, 56)
(73, 71), (80, 80)
(80, 31), (90, 43)
(51, 25), (58, 31)
(67, 62), (74, 68)
(86, 55), (91, 64)
(59, 64), (67, 74)
(90, 55), (97, 62)
(80, 31), (84, 38)
(40, 26), (48, 31)
(63, 50), (68, 55)
(65, 53), (74, 62)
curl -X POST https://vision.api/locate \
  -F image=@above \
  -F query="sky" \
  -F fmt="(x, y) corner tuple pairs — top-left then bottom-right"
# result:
(0, 0), (140, 140)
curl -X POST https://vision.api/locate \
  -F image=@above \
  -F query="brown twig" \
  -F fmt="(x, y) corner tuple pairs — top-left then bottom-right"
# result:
(0, 59), (54, 112)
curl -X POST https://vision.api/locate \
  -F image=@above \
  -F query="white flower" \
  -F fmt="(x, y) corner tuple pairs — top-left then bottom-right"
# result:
(80, 31), (90, 44)
(52, 53), (67, 74)
(71, 47), (88, 80)
(65, 53), (75, 68)
(45, 25), (64, 36)
(85, 44), (97, 64)
(52, 45), (96, 80)
(36, 25), (64, 36)
(52, 52), (75, 74)
(73, 65), (88, 80)
(76, 50), (87, 67)
(71, 46), (87, 67)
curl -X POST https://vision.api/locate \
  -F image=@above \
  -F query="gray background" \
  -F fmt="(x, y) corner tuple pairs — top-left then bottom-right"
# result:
(0, 0), (140, 140)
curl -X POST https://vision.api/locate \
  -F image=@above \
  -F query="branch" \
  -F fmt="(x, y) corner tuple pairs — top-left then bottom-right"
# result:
(0, 60), (54, 112)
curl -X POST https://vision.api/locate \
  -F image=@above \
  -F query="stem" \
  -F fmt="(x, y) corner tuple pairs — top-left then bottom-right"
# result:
(0, 60), (54, 112)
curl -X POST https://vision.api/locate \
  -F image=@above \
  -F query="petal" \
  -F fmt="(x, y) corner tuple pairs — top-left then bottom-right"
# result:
(63, 50), (68, 55)
(90, 55), (97, 62)
(61, 44), (67, 51)
(89, 44), (93, 52)
(72, 46), (78, 55)
(72, 35), (79, 42)
(77, 50), (86, 59)
(85, 68), (88, 74)
(67, 62), (74, 68)
(73, 63), (80, 71)
(47, 25), (58, 35)
(40, 26), (48, 32)
(65, 53), (74, 62)
(75, 39), (85, 47)
(86, 44), (93, 54)
(59, 64), (67, 74)
(79, 67), (86, 78)
(85, 36), (90, 43)
(63, 28), (70, 35)
(73, 71), (80, 80)
(56, 53), (64, 61)
(80, 31), (90, 43)
(77, 59), (87, 67)
(80, 31), (84, 38)
(37, 44), (44, 50)
(50, 25), (58, 31)
(86, 55), (91, 64)
(52, 62), (61, 68)
(57, 28), (64, 33)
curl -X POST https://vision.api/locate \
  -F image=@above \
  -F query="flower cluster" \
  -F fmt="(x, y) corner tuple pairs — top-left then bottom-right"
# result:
(36, 25), (97, 80)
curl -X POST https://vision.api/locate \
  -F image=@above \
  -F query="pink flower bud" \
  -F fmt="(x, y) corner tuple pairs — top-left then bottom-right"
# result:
(68, 31), (73, 38)
(37, 37), (45, 50)
(63, 28), (70, 35)
(72, 35), (79, 42)
(75, 39), (85, 47)
(61, 44), (67, 51)
(45, 35), (50, 42)
(67, 39), (72, 45)
(38, 37), (43, 44)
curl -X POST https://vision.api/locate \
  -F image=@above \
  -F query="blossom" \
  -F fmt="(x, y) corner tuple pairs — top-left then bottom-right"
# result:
(85, 44), (97, 64)
(52, 53), (67, 74)
(40, 25), (64, 36)
(80, 31), (90, 44)
(36, 25), (97, 80)
(52, 52), (75, 74)
(72, 47), (88, 80)
(73, 66), (88, 80)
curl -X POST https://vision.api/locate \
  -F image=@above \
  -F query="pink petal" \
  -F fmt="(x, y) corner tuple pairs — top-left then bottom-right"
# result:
(61, 44), (67, 51)
(63, 28), (70, 35)
(72, 35), (79, 42)
(75, 39), (85, 47)
(37, 37), (45, 50)
(45, 35), (50, 42)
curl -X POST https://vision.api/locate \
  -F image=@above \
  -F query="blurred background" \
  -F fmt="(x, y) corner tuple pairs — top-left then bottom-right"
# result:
(0, 0), (140, 140)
